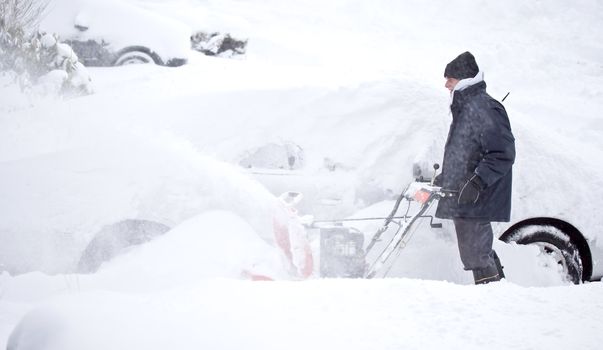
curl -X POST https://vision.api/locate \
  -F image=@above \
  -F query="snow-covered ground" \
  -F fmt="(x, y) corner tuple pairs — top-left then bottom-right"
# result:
(2, 0), (603, 349)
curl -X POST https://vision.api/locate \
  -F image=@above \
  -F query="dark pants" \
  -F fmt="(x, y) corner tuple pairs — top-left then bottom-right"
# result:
(452, 218), (495, 270)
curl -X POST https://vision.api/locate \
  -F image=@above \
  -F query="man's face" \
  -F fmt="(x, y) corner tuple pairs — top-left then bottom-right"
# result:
(445, 77), (460, 92)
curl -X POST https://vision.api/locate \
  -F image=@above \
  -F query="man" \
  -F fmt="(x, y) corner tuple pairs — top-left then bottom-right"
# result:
(435, 51), (516, 284)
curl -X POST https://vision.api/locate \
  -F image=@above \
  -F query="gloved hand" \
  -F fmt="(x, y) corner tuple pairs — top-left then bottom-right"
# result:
(433, 173), (443, 187)
(458, 174), (486, 205)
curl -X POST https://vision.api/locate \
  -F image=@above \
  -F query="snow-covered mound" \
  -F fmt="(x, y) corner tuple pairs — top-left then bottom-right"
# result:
(5, 278), (603, 350)
(0, 123), (281, 274)
(93, 210), (290, 289)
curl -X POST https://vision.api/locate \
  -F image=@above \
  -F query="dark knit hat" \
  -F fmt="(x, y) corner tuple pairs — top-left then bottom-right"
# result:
(444, 51), (479, 80)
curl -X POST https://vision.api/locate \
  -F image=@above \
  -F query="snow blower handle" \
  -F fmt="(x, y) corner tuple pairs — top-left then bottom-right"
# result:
(382, 183), (410, 227)
(430, 163), (440, 186)
(427, 163), (458, 198)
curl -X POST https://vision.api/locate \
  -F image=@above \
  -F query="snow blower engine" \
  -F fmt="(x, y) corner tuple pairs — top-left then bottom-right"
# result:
(319, 226), (366, 278)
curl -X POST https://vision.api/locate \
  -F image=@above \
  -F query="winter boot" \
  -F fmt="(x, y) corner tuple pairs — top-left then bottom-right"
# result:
(472, 263), (501, 285)
(492, 250), (505, 279)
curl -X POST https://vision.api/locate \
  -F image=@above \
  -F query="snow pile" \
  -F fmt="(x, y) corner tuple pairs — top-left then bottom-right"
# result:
(4, 278), (603, 350)
(0, 123), (287, 274)
(92, 211), (289, 289)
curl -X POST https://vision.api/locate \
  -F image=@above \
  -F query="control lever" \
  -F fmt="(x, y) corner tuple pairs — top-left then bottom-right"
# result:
(430, 163), (440, 186)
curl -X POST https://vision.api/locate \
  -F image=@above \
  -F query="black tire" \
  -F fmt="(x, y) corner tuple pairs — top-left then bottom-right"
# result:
(503, 227), (583, 284)
(77, 219), (170, 273)
(113, 46), (163, 66)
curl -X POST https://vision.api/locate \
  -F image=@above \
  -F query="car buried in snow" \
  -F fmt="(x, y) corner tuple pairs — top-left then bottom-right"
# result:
(497, 211), (603, 284)
(0, 131), (312, 279)
(39, 0), (190, 67)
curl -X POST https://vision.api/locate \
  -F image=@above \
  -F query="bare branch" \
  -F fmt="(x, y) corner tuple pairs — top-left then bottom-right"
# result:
(1, 0), (49, 36)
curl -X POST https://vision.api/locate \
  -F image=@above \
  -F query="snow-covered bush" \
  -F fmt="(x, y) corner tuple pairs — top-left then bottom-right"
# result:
(191, 31), (247, 58)
(36, 32), (93, 95)
(0, 0), (92, 96)
(1, 0), (45, 79)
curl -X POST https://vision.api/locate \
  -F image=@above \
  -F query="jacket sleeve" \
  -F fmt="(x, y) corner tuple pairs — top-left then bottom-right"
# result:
(474, 105), (516, 188)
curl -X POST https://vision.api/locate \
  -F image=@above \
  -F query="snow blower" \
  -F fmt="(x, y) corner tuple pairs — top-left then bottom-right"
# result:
(312, 164), (457, 278)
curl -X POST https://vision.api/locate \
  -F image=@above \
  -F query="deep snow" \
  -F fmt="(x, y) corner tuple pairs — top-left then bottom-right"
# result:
(2, 0), (603, 349)
(4, 277), (602, 350)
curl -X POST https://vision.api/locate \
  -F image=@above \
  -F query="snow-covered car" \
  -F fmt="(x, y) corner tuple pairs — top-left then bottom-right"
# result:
(497, 210), (603, 284)
(0, 129), (311, 279)
(39, 0), (190, 67)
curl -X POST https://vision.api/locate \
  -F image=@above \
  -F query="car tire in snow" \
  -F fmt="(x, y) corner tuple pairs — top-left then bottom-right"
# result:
(113, 46), (163, 66)
(500, 225), (583, 284)
(77, 219), (170, 273)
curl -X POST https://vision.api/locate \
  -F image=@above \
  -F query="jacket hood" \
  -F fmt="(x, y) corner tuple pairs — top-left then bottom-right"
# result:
(450, 71), (485, 106)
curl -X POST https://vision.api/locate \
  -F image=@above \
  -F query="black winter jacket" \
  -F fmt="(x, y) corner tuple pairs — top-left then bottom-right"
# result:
(435, 81), (515, 222)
